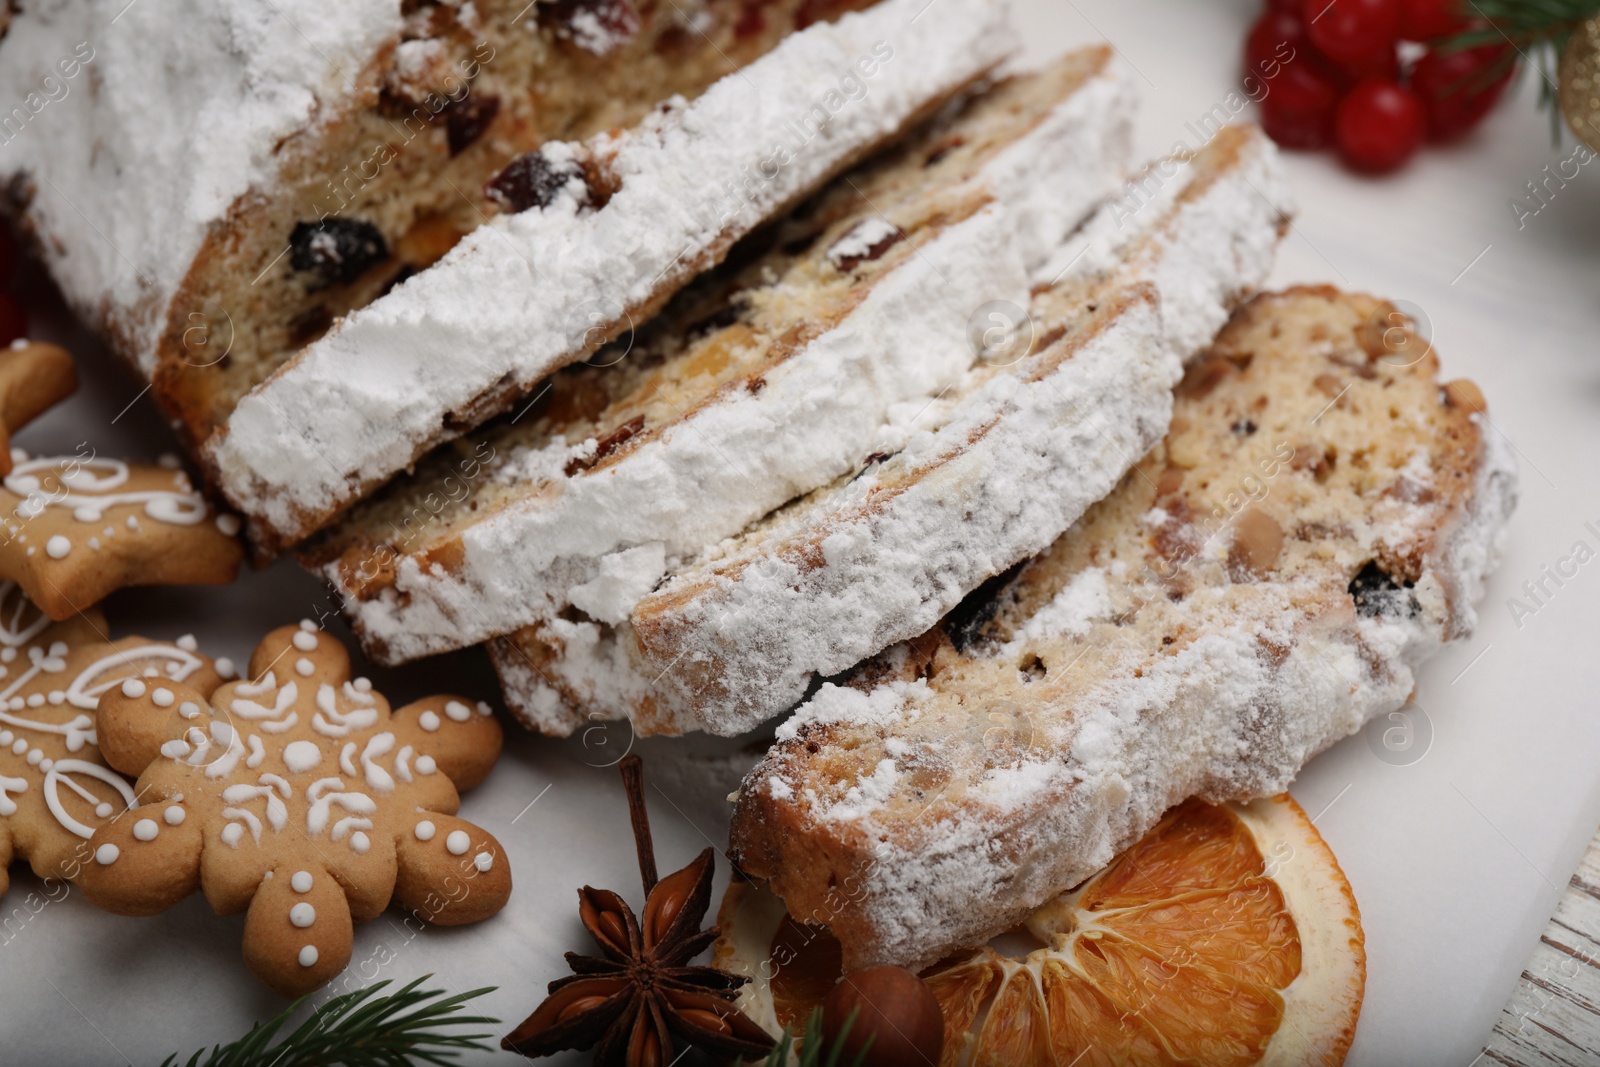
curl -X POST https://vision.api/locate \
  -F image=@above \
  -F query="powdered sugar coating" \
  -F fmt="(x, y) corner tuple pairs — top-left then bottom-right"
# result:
(0, 0), (401, 374)
(208, 0), (1018, 546)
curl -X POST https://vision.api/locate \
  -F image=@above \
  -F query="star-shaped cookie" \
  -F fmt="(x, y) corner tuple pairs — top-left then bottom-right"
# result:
(0, 340), (77, 478)
(0, 581), (224, 900)
(79, 621), (511, 996)
(0, 449), (243, 619)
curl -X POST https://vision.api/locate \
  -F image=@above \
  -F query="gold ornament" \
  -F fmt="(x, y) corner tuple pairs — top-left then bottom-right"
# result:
(1560, 15), (1600, 152)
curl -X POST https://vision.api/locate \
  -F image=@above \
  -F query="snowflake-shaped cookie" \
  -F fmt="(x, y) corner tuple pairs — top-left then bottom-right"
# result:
(79, 621), (510, 996)
(0, 581), (224, 898)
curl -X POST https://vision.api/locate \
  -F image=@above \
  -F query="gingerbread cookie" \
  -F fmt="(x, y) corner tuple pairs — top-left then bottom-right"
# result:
(0, 341), (77, 477)
(0, 449), (243, 619)
(79, 621), (511, 996)
(0, 580), (225, 900)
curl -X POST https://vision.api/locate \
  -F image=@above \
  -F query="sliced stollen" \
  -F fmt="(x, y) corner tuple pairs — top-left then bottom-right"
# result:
(726, 286), (1518, 973)
(303, 47), (1136, 668)
(493, 124), (1293, 737)
(3, 0), (861, 454)
(204, 0), (1018, 553)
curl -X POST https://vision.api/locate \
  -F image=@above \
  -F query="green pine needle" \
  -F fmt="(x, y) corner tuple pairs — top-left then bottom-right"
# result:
(1445, 0), (1600, 137)
(159, 977), (498, 1067)
(759, 1008), (873, 1067)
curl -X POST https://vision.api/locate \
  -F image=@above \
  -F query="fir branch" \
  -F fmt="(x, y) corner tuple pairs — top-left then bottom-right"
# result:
(1448, 0), (1600, 134)
(159, 977), (498, 1067)
(759, 1008), (872, 1067)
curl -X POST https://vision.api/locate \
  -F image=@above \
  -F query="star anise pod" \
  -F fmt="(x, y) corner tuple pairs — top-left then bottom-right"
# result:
(503, 755), (776, 1066)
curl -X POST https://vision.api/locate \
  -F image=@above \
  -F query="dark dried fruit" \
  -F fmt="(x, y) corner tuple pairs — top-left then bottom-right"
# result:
(289, 218), (390, 286)
(1348, 560), (1415, 618)
(541, 0), (641, 52)
(445, 92), (501, 156)
(1231, 418), (1258, 436)
(566, 415), (645, 476)
(485, 151), (584, 213)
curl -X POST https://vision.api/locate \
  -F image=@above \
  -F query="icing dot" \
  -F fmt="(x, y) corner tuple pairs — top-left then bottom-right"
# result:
(133, 819), (159, 841)
(476, 701), (493, 716)
(414, 820), (436, 841)
(178, 701), (200, 719)
(283, 740), (321, 773)
(291, 870), (313, 893)
(38, 758), (52, 771)
(45, 535), (71, 559)
(127, 515), (139, 530)
(215, 658), (236, 678)
(11, 738), (26, 754)
(121, 678), (147, 698)
(0, 731), (9, 744)
(95, 844), (119, 864)
(164, 805), (185, 825)
(94, 802), (113, 818)
(292, 631), (318, 652)
(26, 693), (42, 707)
(77, 506), (104, 522)
(446, 830), (470, 856)
(88, 537), (101, 550)
(298, 945), (318, 967)
(216, 514), (241, 536)
(290, 902), (316, 928)
(25, 748), (41, 765)
(419, 711), (441, 732)
(415, 755), (436, 775)
(295, 658), (315, 676)
(177, 634), (198, 651)
(353, 677), (373, 692)
(47, 690), (64, 704)
(474, 852), (493, 872)
(221, 824), (244, 847)
(151, 688), (175, 707)
(445, 701), (471, 722)
(349, 831), (371, 854)
(299, 619), (317, 631)
(1, 648), (13, 662)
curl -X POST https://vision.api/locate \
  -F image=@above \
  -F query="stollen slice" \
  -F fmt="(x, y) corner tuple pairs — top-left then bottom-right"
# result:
(726, 286), (1517, 973)
(205, 0), (1018, 553)
(493, 124), (1292, 736)
(302, 47), (1136, 668)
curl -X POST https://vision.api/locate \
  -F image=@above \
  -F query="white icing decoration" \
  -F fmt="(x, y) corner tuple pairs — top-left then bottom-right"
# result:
(295, 658), (314, 676)
(476, 701), (493, 716)
(133, 818), (158, 841)
(474, 851), (493, 872)
(444, 701), (471, 722)
(305, 778), (377, 837)
(120, 679), (146, 698)
(233, 671), (277, 697)
(179, 701), (201, 719)
(151, 688), (174, 707)
(216, 514), (241, 536)
(339, 741), (357, 777)
(418, 711), (440, 732)
(203, 721), (246, 778)
(395, 745), (414, 783)
(246, 734), (266, 769)
(291, 870), (313, 893)
(259, 712), (299, 734)
(220, 823), (244, 847)
(231, 680), (297, 719)
(283, 740), (321, 773)
(349, 830), (371, 854)
(215, 658), (236, 678)
(352, 678), (373, 693)
(414, 820), (435, 841)
(292, 631), (318, 652)
(0, 774), (26, 815)
(45, 535), (71, 559)
(415, 755), (436, 776)
(95, 843), (119, 864)
(313, 684), (380, 737)
(164, 805), (185, 825)
(358, 733), (396, 792)
(176, 635), (198, 651)
(64, 644), (205, 710)
(299, 620), (317, 632)
(290, 902), (316, 928)
(299, 945), (318, 967)
(3, 457), (208, 526)
(43, 760), (137, 838)
(446, 830), (469, 856)
(94, 802), (111, 817)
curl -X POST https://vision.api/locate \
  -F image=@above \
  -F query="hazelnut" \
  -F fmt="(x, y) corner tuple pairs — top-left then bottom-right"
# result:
(1229, 507), (1283, 578)
(820, 965), (943, 1067)
(1442, 378), (1485, 414)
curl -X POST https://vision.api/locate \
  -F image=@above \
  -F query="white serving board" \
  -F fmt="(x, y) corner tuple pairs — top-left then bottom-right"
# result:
(4, 0), (1599, 1063)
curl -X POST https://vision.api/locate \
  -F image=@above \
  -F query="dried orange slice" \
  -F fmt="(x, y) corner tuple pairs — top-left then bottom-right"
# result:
(715, 795), (1364, 1066)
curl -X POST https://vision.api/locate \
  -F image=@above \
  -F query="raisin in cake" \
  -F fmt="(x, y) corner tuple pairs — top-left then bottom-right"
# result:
(2, 0), (874, 464)
(727, 287), (1517, 972)
(198, 0), (1016, 552)
(301, 47), (1135, 671)
(492, 125), (1291, 737)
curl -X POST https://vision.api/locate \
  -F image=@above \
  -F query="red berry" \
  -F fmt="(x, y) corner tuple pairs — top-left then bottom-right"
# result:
(1335, 78), (1425, 172)
(1411, 44), (1512, 139)
(0, 293), (25, 347)
(1399, 0), (1466, 41)
(1245, 11), (1307, 75)
(1330, 44), (1401, 86)
(0, 226), (13, 290)
(1267, 0), (1303, 11)
(1260, 58), (1343, 149)
(1303, 0), (1401, 64)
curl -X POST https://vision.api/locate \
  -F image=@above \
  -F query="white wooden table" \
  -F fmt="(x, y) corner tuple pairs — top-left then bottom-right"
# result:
(1487, 829), (1600, 1064)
